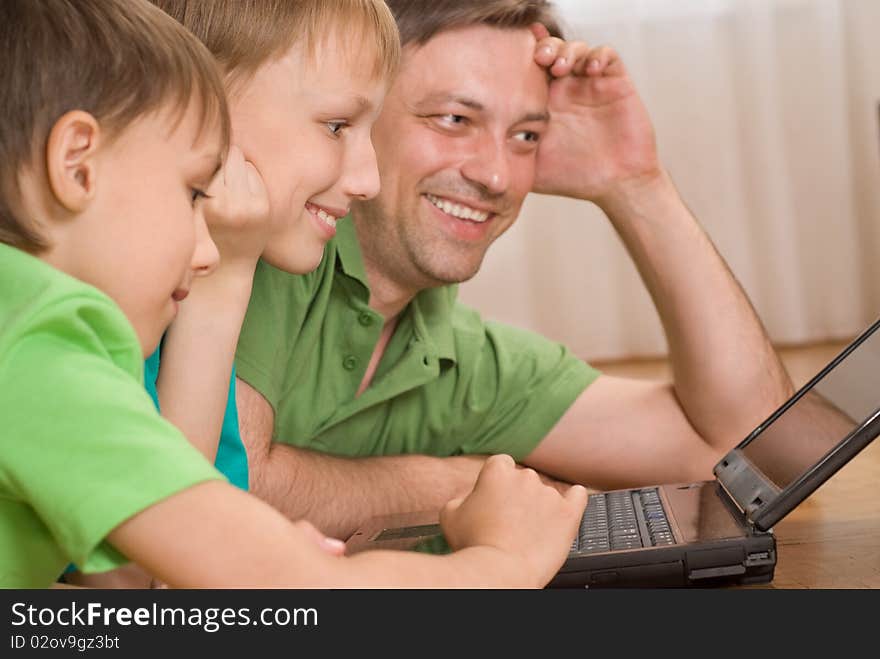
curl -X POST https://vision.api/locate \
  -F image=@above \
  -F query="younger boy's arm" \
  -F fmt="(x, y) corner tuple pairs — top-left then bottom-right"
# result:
(156, 147), (269, 460)
(108, 455), (587, 588)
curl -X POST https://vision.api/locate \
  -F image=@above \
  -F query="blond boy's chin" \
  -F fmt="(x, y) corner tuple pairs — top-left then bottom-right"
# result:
(63, 563), (155, 589)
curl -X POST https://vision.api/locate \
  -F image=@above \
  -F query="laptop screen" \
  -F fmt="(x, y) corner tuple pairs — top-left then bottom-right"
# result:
(737, 319), (880, 491)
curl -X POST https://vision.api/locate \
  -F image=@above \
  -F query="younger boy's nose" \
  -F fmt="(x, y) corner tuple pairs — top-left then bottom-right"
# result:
(191, 209), (220, 277)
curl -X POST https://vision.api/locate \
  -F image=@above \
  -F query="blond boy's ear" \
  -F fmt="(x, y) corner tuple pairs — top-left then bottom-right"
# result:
(45, 110), (101, 212)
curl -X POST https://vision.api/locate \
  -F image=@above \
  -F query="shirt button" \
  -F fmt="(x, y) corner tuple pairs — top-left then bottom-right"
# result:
(343, 355), (358, 371)
(358, 312), (373, 327)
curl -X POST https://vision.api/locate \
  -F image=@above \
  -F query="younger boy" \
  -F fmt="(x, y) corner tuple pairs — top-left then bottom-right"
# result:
(0, 0), (585, 589)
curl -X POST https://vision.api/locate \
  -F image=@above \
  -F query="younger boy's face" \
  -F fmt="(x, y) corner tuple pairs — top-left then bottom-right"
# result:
(63, 104), (222, 355)
(230, 33), (386, 274)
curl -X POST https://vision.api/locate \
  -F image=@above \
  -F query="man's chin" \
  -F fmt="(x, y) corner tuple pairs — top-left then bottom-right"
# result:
(415, 258), (484, 287)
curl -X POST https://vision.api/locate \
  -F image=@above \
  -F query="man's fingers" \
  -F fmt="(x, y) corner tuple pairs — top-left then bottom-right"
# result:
(529, 22), (550, 42)
(550, 41), (588, 77)
(534, 35), (567, 67)
(586, 46), (624, 77)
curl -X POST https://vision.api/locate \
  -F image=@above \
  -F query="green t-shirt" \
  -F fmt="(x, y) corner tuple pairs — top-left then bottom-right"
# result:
(235, 217), (599, 459)
(0, 244), (223, 588)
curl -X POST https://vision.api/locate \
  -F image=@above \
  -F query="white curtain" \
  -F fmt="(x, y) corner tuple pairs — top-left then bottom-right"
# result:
(458, 0), (880, 362)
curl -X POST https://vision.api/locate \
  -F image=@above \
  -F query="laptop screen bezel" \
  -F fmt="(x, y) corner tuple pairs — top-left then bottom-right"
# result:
(713, 317), (880, 531)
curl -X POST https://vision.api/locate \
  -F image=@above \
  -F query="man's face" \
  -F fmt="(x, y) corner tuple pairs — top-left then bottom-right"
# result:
(354, 25), (549, 288)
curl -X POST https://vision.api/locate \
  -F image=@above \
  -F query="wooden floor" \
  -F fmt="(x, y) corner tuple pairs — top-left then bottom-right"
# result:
(591, 340), (852, 389)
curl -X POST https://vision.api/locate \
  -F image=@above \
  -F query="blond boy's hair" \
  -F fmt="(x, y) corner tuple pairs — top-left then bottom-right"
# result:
(0, 0), (231, 253)
(151, 0), (401, 89)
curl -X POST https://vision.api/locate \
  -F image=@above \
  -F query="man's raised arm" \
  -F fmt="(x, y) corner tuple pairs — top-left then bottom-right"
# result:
(522, 30), (793, 488)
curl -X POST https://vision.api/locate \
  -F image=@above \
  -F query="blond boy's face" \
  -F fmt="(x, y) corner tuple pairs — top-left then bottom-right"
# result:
(61, 105), (222, 355)
(229, 34), (387, 274)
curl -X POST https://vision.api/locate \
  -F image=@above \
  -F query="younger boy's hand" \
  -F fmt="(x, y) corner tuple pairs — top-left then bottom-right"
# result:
(203, 145), (271, 273)
(439, 454), (587, 588)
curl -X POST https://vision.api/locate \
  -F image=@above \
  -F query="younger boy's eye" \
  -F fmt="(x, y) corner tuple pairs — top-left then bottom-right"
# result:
(326, 121), (349, 137)
(190, 187), (209, 206)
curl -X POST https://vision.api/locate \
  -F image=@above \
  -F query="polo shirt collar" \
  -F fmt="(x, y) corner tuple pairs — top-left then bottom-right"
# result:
(334, 216), (457, 364)
(334, 215), (370, 287)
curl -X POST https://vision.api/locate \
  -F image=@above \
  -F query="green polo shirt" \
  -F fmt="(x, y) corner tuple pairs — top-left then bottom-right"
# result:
(235, 217), (599, 459)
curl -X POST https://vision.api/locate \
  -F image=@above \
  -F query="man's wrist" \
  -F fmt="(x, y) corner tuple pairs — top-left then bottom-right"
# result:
(594, 167), (674, 215)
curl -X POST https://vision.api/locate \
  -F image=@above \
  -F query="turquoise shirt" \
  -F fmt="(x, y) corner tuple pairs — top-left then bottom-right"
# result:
(144, 348), (248, 491)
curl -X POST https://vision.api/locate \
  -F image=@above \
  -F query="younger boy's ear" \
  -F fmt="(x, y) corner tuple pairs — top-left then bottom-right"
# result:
(45, 110), (101, 212)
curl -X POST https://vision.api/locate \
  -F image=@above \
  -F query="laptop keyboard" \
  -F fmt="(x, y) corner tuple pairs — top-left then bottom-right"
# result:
(570, 488), (676, 554)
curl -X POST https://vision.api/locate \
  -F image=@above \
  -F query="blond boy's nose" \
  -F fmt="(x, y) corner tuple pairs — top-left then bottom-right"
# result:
(345, 139), (382, 201)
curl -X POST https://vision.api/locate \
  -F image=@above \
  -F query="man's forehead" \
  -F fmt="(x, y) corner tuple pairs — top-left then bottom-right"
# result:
(400, 25), (549, 117)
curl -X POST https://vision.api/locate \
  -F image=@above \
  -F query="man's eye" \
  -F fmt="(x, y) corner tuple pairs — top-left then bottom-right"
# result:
(438, 114), (467, 127)
(514, 130), (540, 143)
(327, 121), (348, 137)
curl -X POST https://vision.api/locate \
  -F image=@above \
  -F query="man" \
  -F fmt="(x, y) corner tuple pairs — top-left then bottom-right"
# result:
(235, 0), (793, 539)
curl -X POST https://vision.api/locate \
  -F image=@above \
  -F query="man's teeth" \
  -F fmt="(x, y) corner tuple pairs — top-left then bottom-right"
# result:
(426, 194), (490, 223)
(315, 208), (338, 228)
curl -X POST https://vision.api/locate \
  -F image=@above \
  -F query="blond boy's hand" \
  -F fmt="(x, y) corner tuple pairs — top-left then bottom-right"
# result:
(203, 145), (271, 273)
(439, 454), (587, 588)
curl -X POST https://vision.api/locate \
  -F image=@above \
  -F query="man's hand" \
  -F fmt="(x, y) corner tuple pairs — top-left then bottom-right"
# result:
(530, 24), (660, 204)
(202, 145), (270, 274)
(440, 454), (587, 588)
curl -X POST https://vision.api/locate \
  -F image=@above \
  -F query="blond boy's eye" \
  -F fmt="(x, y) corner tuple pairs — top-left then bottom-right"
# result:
(327, 121), (348, 137)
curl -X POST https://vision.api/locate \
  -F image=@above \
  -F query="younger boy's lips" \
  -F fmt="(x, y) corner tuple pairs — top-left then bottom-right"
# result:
(172, 288), (189, 302)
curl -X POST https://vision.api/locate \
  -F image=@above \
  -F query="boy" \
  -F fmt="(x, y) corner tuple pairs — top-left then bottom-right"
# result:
(0, 0), (585, 588)
(145, 0), (402, 493)
(73, 0), (404, 587)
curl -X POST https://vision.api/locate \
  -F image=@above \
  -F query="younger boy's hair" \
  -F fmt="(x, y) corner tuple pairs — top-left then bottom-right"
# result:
(384, 0), (564, 48)
(150, 0), (401, 90)
(0, 0), (231, 253)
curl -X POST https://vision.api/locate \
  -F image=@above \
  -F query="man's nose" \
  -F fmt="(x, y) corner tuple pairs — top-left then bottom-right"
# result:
(460, 134), (510, 195)
(191, 208), (220, 277)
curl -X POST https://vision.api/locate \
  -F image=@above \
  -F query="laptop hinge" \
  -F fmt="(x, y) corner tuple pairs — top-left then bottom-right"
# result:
(714, 448), (780, 523)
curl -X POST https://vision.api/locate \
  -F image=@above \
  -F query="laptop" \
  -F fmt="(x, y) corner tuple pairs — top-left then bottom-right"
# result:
(346, 318), (880, 587)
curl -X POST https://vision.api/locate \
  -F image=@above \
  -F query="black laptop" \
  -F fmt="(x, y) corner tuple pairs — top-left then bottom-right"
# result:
(346, 318), (880, 587)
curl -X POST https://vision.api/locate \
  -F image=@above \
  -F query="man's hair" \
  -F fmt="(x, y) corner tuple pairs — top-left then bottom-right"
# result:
(0, 0), (230, 253)
(384, 0), (564, 48)
(150, 0), (401, 89)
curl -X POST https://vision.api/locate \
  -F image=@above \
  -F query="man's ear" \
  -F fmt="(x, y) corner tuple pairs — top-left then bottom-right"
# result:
(45, 110), (101, 212)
